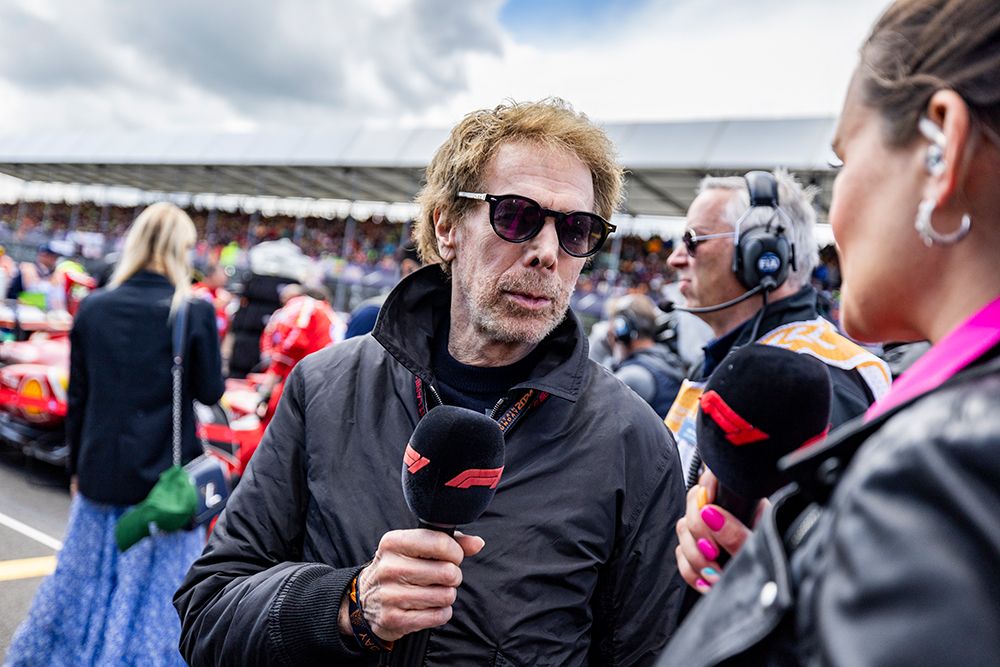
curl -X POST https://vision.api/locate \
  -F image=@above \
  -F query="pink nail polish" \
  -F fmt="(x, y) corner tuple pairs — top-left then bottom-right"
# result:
(701, 506), (726, 531)
(697, 538), (720, 561)
(696, 578), (711, 592)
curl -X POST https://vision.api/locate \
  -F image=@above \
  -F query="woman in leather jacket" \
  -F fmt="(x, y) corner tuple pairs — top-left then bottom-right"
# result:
(664, 0), (1000, 664)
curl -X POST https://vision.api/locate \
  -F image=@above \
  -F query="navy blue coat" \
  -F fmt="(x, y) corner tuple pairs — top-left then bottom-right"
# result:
(66, 270), (225, 505)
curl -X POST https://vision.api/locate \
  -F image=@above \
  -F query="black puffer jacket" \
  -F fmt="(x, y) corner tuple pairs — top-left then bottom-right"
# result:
(175, 267), (687, 666)
(659, 346), (1000, 666)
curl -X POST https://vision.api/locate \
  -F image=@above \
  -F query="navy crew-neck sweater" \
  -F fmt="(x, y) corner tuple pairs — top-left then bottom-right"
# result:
(431, 321), (544, 415)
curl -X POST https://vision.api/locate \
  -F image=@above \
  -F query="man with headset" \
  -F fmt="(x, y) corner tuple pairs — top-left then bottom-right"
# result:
(607, 293), (685, 418)
(663, 169), (891, 479)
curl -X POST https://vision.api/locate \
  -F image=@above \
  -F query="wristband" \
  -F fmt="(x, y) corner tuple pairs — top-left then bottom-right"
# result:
(348, 571), (393, 654)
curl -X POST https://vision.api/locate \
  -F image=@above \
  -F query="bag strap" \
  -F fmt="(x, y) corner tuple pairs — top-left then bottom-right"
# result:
(171, 299), (190, 468)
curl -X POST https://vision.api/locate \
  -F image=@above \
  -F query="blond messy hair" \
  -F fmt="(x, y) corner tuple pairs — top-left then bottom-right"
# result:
(110, 202), (197, 315)
(414, 98), (624, 271)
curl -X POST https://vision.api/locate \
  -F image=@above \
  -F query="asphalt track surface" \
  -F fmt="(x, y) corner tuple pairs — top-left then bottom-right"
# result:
(0, 448), (70, 659)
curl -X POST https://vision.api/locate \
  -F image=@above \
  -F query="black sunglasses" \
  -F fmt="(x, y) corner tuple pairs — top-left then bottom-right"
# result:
(681, 229), (735, 256)
(457, 192), (615, 258)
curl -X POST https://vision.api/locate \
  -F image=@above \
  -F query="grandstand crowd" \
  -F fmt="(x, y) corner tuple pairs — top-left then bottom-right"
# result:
(0, 200), (843, 313)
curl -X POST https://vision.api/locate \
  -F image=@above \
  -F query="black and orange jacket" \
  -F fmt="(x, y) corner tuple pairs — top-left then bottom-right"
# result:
(175, 265), (687, 666)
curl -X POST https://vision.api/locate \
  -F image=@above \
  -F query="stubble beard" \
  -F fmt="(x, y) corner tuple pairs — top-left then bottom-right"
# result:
(465, 271), (572, 346)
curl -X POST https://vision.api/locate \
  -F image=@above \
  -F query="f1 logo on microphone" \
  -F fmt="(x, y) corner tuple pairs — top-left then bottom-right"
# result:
(445, 467), (504, 489)
(700, 390), (769, 446)
(404, 444), (430, 473)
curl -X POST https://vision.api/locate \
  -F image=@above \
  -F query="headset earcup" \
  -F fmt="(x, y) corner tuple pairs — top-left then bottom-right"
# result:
(732, 171), (792, 291)
(735, 228), (790, 290)
(613, 315), (634, 343)
(736, 233), (758, 289)
(771, 236), (791, 287)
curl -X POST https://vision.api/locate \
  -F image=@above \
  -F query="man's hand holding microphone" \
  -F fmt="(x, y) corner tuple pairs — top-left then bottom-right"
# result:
(338, 528), (484, 641)
(339, 405), (504, 663)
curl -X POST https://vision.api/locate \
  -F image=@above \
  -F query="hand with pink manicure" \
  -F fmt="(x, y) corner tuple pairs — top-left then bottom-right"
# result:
(674, 468), (754, 594)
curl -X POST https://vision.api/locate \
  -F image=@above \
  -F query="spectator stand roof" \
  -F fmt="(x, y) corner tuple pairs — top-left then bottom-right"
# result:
(0, 116), (838, 243)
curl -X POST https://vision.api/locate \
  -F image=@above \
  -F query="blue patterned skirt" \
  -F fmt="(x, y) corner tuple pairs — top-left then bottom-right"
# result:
(5, 494), (205, 667)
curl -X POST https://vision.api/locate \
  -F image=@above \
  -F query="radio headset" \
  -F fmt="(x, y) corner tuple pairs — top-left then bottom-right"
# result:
(613, 311), (639, 343)
(612, 298), (651, 344)
(671, 170), (796, 315)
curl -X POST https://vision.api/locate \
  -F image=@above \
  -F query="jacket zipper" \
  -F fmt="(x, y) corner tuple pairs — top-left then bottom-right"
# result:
(426, 383), (506, 420)
(784, 503), (823, 553)
(489, 397), (506, 420)
(426, 383), (443, 410)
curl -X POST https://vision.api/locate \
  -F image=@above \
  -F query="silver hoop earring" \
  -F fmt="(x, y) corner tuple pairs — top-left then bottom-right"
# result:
(914, 199), (972, 247)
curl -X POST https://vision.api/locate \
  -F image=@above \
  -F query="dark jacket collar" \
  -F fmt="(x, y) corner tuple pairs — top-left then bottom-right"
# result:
(372, 265), (590, 401)
(702, 286), (819, 377)
(124, 270), (173, 288)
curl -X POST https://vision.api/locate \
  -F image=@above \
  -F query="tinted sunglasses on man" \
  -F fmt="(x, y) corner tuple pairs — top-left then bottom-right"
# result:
(458, 192), (616, 258)
(681, 229), (736, 256)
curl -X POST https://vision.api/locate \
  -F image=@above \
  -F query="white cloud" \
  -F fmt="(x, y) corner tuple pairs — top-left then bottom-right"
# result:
(406, 0), (887, 126)
(0, 0), (887, 133)
(0, 0), (503, 132)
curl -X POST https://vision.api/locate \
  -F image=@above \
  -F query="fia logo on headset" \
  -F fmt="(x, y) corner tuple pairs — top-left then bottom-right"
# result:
(757, 252), (781, 275)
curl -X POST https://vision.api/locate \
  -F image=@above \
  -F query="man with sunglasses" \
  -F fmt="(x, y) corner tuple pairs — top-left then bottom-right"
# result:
(177, 99), (687, 666)
(662, 172), (890, 605)
(663, 170), (889, 494)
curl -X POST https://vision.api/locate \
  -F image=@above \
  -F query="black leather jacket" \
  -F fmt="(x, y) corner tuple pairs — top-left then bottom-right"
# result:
(659, 346), (1000, 666)
(175, 266), (687, 666)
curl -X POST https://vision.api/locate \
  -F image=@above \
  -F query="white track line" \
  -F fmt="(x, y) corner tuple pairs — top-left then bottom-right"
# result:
(0, 511), (63, 551)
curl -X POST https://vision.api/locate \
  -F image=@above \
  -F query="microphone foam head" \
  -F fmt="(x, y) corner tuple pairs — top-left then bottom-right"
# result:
(697, 344), (832, 499)
(402, 405), (505, 526)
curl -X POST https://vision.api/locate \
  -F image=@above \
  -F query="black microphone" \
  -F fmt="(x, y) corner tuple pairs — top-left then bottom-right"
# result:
(696, 344), (832, 526)
(401, 405), (505, 530)
(391, 405), (505, 667)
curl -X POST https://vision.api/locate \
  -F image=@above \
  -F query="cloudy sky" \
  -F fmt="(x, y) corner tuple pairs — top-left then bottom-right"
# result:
(0, 0), (886, 134)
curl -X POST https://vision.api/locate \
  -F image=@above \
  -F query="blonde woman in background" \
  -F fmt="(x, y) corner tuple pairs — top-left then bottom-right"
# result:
(6, 203), (224, 666)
